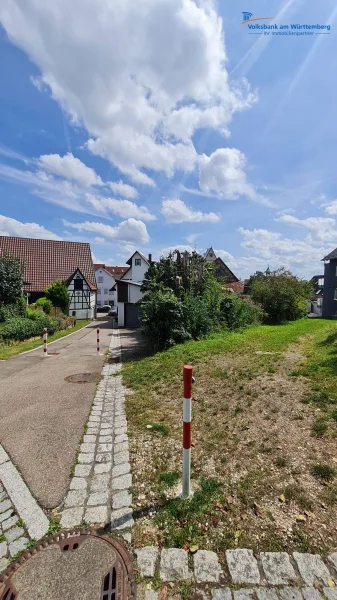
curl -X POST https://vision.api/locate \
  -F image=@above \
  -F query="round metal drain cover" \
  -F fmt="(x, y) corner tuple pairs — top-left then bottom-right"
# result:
(65, 373), (103, 383)
(0, 531), (136, 600)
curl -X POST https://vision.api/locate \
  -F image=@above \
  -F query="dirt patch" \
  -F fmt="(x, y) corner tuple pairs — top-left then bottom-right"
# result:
(126, 341), (337, 553)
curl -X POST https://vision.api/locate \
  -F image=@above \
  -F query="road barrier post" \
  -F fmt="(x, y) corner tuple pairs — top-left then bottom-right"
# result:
(97, 328), (100, 354)
(43, 328), (48, 356)
(182, 364), (193, 498)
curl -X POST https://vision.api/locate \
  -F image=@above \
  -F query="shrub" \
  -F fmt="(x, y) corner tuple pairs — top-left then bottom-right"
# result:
(1, 315), (58, 341)
(35, 297), (53, 315)
(0, 301), (26, 323)
(140, 287), (190, 350)
(45, 280), (70, 314)
(0, 254), (23, 307)
(221, 294), (264, 330)
(250, 268), (312, 323)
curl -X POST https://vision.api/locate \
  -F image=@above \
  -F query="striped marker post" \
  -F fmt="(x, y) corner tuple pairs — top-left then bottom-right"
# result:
(182, 364), (193, 498)
(43, 328), (48, 356)
(97, 328), (100, 354)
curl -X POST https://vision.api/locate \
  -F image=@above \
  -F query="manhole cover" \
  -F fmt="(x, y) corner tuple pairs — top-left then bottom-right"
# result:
(65, 373), (103, 383)
(0, 531), (136, 600)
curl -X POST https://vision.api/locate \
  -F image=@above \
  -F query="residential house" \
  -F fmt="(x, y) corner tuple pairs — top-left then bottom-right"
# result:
(113, 251), (151, 327)
(0, 236), (97, 319)
(308, 274), (324, 316)
(322, 248), (337, 317)
(94, 264), (128, 307)
(204, 247), (243, 293)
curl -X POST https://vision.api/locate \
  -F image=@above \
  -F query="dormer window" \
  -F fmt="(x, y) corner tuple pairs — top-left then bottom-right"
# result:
(135, 258), (141, 266)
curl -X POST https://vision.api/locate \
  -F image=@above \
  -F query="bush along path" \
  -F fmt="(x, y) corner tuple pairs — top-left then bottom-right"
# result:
(60, 329), (133, 539)
(0, 446), (49, 571)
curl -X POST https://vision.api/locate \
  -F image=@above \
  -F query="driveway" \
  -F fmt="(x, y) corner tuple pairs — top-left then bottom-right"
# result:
(0, 316), (113, 510)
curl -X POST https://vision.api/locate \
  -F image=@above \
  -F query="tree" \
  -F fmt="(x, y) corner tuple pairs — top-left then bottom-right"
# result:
(0, 254), (23, 306)
(45, 280), (70, 314)
(140, 287), (189, 350)
(250, 267), (313, 323)
(35, 297), (53, 315)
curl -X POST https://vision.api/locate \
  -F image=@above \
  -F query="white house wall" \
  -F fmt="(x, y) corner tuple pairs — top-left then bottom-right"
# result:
(129, 285), (143, 303)
(117, 302), (125, 327)
(95, 268), (116, 306)
(121, 252), (148, 283)
(67, 271), (95, 319)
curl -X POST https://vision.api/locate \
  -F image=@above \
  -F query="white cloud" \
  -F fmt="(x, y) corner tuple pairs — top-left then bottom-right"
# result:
(324, 200), (337, 215)
(276, 214), (337, 242)
(95, 195), (156, 222)
(0, 0), (255, 184)
(161, 198), (220, 223)
(160, 245), (195, 256)
(0, 214), (61, 240)
(108, 181), (138, 199)
(185, 233), (201, 244)
(63, 218), (149, 244)
(39, 153), (102, 187)
(199, 148), (264, 203)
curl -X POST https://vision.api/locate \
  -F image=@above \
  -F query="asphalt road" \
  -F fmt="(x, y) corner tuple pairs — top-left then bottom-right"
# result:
(0, 316), (113, 510)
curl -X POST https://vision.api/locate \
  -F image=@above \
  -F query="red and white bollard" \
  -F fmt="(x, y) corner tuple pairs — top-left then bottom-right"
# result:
(43, 328), (48, 356)
(97, 328), (100, 354)
(182, 365), (193, 498)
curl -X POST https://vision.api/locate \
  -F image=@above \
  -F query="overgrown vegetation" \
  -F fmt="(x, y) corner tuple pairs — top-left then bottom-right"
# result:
(249, 267), (312, 323)
(45, 280), (70, 314)
(140, 250), (262, 350)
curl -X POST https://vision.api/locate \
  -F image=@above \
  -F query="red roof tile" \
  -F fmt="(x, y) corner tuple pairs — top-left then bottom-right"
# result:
(225, 281), (244, 293)
(0, 236), (97, 292)
(94, 264), (129, 278)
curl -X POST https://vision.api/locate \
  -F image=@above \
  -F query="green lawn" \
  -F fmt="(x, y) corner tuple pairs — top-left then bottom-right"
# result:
(123, 318), (337, 554)
(0, 319), (92, 360)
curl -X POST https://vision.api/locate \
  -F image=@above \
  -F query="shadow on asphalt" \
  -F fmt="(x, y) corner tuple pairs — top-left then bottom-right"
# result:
(119, 328), (152, 362)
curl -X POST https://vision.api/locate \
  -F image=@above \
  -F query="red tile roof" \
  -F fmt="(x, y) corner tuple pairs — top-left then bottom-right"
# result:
(94, 264), (129, 278)
(225, 281), (244, 294)
(0, 236), (97, 292)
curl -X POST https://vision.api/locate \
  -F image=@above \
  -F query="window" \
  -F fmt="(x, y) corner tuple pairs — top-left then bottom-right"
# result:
(104, 288), (108, 294)
(318, 278), (324, 286)
(97, 301), (101, 306)
(97, 288), (101, 295)
(135, 258), (141, 266)
(74, 277), (83, 291)
(98, 276), (103, 283)
(109, 300), (114, 307)
(109, 290), (114, 295)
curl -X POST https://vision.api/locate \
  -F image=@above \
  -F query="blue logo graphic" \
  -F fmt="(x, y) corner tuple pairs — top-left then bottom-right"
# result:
(242, 12), (253, 21)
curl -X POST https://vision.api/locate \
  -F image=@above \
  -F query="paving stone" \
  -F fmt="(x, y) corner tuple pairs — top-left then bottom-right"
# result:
(260, 552), (297, 585)
(0, 542), (7, 558)
(64, 489), (87, 507)
(5, 527), (25, 543)
(112, 474), (132, 490)
(233, 591), (255, 600)
(302, 588), (323, 600)
(94, 462), (112, 474)
(212, 589), (232, 600)
(0, 557), (9, 572)
(88, 416), (100, 422)
(101, 422), (113, 429)
(1, 515), (19, 531)
(278, 589), (303, 600)
(323, 589), (337, 600)
(111, 507), (134, 530)
(226, 549), (260, 585)
(114, 451), (130, 465)
(112, 463), (130, 478)
(115, 434), (128, 444)
(77, 452), (95, 464)
(87, 491), (109, 505)
(83, 434), (97, 443)
(90, 474), (110, 491)
(0, 500), (11, 515)
(84, 506), (108, 524)
(74, 464), (91, 477)
(87, 425), (100, 433)
(60, 507), (84, 528)
(70, 477), (88, 490)
(98, 443), (113, 453)
(135, 547), (158, 578)
(0, 491), (7, 502)
(99, 435), (113, 444)
(160, 548), (191, 581)
(115, 418), (127, 427)
(194, 550), (223, 583)
(9, 536), (28, 557)
(96, 453), (112, 463)
(115, 427), (127, 436)
(0, 446), (9, 465)
(293, 553), (331, 586)
(144, 591), (159, 600)
(80, 443), (96, 453)
(256, 591), (278, 600)
(0, 510), (13, 524)
(328, 553), (337, 573)
(112, 490), (132, 510)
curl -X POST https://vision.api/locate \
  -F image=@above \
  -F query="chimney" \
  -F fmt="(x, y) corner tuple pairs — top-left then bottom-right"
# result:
(148, 253), (152, 263)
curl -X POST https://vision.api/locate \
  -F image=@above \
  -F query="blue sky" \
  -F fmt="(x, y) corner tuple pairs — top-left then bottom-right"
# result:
(0, 0), (336, 279)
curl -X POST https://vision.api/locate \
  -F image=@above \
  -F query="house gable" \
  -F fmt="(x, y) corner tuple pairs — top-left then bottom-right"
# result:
(121, 251), (149, 283)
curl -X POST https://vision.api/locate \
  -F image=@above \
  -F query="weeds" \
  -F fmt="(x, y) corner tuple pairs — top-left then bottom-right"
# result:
(312, 419), (328, 437)
(147, 423), (169, 436)
(47, 517), (61, 534)
(311, 464), (336, 481)
(275, 456), (288, 468)
(159, 471), (179, 487)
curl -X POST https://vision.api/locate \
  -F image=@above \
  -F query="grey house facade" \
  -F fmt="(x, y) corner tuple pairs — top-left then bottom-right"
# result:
(322, 248), (337, 318)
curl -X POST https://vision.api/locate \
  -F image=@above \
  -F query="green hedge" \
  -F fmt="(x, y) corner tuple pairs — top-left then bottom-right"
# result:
(1, 315), (58, 341)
